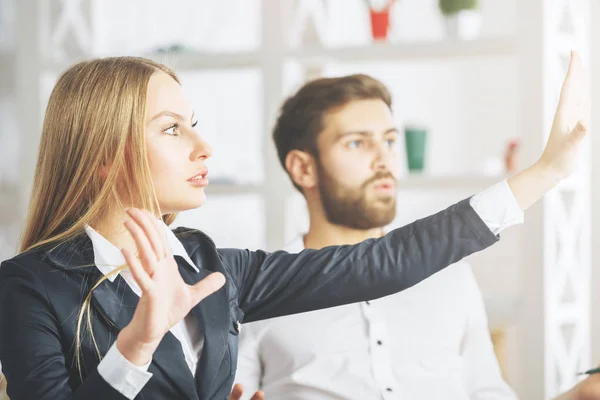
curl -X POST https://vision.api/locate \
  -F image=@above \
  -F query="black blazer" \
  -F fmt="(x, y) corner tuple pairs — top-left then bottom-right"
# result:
(0, 198), (498, 400)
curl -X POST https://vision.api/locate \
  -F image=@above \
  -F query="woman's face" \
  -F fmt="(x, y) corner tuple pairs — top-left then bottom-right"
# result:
(144, 71), (212, 214)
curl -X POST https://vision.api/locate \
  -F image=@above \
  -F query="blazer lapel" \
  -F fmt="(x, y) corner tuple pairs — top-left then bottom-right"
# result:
(92, 272), (199, 400)
(46, 230), (228, 399)
(175, 256), (230, 399)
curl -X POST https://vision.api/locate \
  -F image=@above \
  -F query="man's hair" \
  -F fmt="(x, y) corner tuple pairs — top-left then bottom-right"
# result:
(272, 74), (392, 191)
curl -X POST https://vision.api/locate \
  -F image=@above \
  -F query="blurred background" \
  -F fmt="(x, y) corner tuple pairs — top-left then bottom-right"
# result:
(1, 0), (599, 398)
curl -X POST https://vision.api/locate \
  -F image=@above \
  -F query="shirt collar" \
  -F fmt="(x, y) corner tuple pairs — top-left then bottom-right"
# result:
(285, 229), (389, 253)
(285, 236), (306, 253)
(84, 221), (199, 282)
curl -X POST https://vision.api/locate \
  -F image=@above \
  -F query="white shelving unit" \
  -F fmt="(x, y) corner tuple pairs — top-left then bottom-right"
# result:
(288, 37), (517, 64)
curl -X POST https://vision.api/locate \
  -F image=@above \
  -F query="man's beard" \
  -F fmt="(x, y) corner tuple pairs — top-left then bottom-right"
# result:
(317, 163), (397, 230)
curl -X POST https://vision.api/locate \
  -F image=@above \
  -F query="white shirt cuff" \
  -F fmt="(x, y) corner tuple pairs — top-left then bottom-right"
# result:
(97, 342), (153, 399)
(470, 179), (524, 236)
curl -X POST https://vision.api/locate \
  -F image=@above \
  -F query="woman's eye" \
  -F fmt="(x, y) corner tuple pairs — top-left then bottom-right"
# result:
(386, 138), (397, 147)
(192, 120), (198, 128)
(164, 123), (179, 136)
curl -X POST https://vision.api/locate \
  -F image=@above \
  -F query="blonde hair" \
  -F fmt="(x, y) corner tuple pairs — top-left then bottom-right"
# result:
(19, 57), (180, 379)
(0, 372), (7, 400)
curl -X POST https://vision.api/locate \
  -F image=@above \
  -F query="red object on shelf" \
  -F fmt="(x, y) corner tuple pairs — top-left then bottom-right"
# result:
(504, 138), (520, 173)
(369, 8), (391, 40)
(368, 0), (395, 41)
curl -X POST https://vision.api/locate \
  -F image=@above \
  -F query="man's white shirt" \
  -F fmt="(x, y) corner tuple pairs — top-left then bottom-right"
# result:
(235, 181), (521, 400)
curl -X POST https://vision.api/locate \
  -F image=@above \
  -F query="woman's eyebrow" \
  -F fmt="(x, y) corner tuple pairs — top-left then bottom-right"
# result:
(149, 110), (187, 122)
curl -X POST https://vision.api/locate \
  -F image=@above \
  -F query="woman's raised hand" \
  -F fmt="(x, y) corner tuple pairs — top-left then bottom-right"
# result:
(117, 208), (225, 366)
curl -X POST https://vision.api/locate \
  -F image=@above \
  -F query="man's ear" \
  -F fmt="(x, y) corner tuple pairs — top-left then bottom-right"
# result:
(285, 150), (318, 190)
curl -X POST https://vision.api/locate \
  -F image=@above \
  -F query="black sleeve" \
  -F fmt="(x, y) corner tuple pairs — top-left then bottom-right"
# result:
(218, 198), (499, 323)
(0, 261), (128, 400)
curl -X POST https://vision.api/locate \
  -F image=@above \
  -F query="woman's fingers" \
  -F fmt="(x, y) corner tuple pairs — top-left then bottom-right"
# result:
(229, 384), (244, 400)
(251, 390), (265, 400)
(229, 385), (264, 400)
(143, 209), (171, 259)
(558, 52), (590, 130)
(124, 217), (157, 274)
(190, 272), (226, 305)
(126, 208), (166, 261)
(122, 247), (153, 292)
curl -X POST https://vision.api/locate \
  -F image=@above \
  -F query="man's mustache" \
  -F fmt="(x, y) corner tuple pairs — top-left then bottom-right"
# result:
(362, 171), (397, 188)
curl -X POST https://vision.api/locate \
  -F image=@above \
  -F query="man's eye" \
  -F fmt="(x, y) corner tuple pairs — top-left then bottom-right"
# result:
(347, 140), (362, 149)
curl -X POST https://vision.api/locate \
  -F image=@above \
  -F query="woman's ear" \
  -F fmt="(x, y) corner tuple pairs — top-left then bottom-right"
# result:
(285, 150), (318, 191)
(98, 165), (109, 180)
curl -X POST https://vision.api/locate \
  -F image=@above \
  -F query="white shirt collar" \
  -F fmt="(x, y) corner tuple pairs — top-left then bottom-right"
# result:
(285, 236), (306, 253)
(285, 230), (388, 253)
(84, 221), (199, 282)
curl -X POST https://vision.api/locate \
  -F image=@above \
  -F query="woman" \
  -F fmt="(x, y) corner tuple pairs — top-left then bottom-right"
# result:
(0, 55), (588, 400)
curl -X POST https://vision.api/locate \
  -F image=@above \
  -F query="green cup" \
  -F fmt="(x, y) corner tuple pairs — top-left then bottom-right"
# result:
(404, 125), (428, 173)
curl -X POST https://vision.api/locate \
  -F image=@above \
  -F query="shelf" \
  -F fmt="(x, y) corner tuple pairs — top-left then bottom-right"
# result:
(41, 38), (516, 73)
(153, 51), (262, 71)
(287, 38), (517, 65)
(205, 182), (264, 195)
(43, 51), (262, 73)
(398, 175), (503, 189)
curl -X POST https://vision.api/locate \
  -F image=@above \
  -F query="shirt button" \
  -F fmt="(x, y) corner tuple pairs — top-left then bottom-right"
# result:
(386, 388), (393, 392)
(377, 340), (383, 345)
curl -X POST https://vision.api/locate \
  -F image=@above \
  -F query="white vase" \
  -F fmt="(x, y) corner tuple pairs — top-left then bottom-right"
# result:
(444, 10), (482, 40)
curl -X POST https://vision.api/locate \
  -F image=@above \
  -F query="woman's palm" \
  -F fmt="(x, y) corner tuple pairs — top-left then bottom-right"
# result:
(122, 208), (225, 345)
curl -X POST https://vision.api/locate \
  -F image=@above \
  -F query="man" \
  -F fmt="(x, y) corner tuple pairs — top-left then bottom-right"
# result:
(234, 73), (597, 399)
(235, 73), (516, 399)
